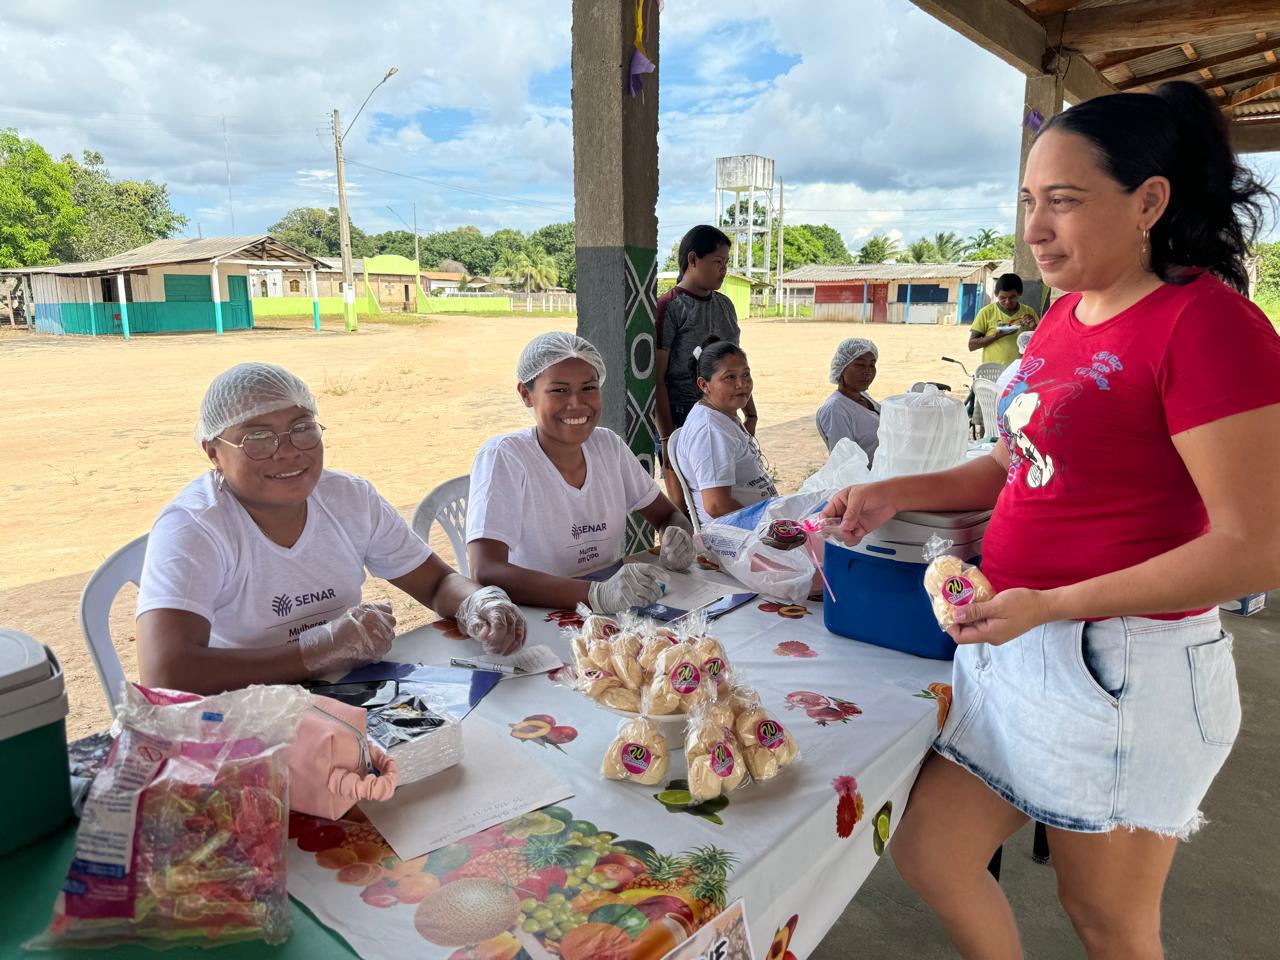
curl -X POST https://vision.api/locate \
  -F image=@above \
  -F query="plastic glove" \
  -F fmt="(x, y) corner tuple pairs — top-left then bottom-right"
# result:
(297, 602), (396, 675)
(587, 563), (664, 614)
(455, 585), (527, 656)
(658, 524), (696, 571)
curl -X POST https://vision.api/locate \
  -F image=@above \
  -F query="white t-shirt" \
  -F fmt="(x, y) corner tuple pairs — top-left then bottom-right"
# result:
(466, 427), (661, 577)
(137, 470), (431, 650)
(815, 390), (881, 459)
(674, 402), (778, 526)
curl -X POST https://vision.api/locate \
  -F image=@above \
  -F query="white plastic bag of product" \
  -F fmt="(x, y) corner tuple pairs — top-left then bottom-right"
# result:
(696, 492), (831, 604)
(799, 438), (873, 496)
(872, 386), (968, 481)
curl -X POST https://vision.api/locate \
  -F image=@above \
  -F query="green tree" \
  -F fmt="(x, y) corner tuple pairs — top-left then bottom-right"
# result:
(530, 221), (576, 291)
(967, 227), (999, 250)
(906, 237), (937, 263)
(965, 233), (1017, 262)
(1252, 240), (1280, 299)
(0, 129), (80, 267)
(268, 207), (373, 258)
(421, 225), (496, 275)
(56, 150), (186, 262)
(796, 223), (852, 264)
(370, 229), (417, 260)
(932, 231), (966, 262)
(662, 241), (681, 273)
(858, 235), (900, 264)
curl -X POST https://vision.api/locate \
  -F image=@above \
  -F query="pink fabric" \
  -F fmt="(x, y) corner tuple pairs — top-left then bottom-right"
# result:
(290, 696), (399, 819)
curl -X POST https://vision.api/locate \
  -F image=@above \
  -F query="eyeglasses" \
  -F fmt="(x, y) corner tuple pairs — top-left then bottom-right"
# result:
(217, 421), (325, 461)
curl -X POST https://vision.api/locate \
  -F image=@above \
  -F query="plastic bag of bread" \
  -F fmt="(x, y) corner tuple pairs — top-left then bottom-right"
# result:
(922, 535), (995, 629)
(647, 640), (711, 715)
(608, 616), (645, 691)
(574, 665), (641, 712)
(731, 687), (799, 781)
(684, 701), (749, 802)
(601, 714), (669, 785)
(576, 603), (621, 641)
(638, 631), (678, 675)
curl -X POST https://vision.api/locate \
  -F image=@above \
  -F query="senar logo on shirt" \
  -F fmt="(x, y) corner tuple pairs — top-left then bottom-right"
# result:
(570, 521), (608, 540)
(271, 588), (337, 618)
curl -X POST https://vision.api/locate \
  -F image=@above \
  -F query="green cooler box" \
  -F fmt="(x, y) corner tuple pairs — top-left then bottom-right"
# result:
(0, 629), (72, 856)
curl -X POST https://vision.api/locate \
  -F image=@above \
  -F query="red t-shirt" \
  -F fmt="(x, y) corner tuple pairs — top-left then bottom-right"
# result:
(982, 273), (1280, 618)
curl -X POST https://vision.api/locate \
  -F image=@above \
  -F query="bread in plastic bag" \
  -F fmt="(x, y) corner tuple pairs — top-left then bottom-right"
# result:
(922, 534), (995, 628)
(601, 714), (669, 785)
(30, 683), (310, 950)
(684, 701), (750, 803)
(731, 686), (799, 782)
(647, 640), (711, 715)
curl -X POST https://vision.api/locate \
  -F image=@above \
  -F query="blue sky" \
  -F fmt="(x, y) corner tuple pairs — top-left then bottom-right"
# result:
(1, 0), (1275, 259)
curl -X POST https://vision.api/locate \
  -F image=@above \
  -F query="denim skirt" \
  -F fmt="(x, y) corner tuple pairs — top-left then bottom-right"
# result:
(934, 609), (1240, 839)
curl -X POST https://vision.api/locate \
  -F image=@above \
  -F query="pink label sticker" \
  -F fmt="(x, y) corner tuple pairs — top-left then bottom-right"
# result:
(941, 575), (975, 607)
(756, 718), (786, 750)
(620, 742), (652, 775)
(583, 668), (606, 680)
(669, 661), (701, 695)
(704, 657), (726, 682)
(710, 741), (735, 778)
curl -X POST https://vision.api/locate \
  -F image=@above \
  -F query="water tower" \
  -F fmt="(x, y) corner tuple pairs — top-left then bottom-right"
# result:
(715, 155), (776, 286)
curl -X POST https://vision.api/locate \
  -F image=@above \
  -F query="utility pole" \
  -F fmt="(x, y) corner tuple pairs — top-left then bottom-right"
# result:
(333, 108), (357, 333)
(776, 177), (784, 308)
(222, 116), (235, 233)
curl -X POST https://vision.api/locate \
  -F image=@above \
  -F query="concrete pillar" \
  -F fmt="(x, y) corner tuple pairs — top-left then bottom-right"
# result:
(571, 0), (659, 548)
(211, 261), (224, 335)
(115, 273), (131, 340)
(1013, 73), (1065, 316)
(309, 268), (321, 331)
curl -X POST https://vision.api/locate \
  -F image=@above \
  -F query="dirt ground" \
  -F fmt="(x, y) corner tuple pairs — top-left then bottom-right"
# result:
(0, 314), (974, 739)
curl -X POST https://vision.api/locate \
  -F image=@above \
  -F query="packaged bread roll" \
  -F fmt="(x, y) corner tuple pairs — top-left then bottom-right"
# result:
(638, 632), (678, 675)
(647, 640), (710, 715)
(693, 635), (729, 689)
(684, 702), (749, 802)
(601, 715), (669, 785)
(922, 535), (995, 628)
(576, 667), (620, 701)
(609, 633), (644, 690)
(576, 603), (621, 641)
(599, 686), (641, 712)
(732, 688), (799, 781)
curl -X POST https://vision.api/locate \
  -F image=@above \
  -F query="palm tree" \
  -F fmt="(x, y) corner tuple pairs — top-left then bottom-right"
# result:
(933, 231), (966, 262)
(493, 251), (527, 291)
(967, 227), (999, 251)
(906, 238), (936, 263)
(525, 248), (559, 292)
(857, 235), (901, 264)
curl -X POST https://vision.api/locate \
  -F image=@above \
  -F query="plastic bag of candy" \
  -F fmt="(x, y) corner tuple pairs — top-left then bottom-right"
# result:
(28, 683), (311, 950)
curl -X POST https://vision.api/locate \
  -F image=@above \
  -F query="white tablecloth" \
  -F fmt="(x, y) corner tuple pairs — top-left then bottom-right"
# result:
(287, 581), (951, 960)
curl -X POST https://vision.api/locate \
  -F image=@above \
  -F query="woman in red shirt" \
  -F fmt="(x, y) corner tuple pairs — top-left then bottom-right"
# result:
(824, 81), (1280, 959)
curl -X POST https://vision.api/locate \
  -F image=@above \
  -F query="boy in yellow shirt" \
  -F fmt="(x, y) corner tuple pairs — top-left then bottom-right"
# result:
(969, 273), (1038, 366)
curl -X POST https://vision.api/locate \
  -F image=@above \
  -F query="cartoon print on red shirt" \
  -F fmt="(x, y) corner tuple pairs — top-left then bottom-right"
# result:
(1000, 356), (1083, 490)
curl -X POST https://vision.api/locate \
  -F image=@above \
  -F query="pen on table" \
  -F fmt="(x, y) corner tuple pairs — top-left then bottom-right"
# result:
(450, 657), (524, 675)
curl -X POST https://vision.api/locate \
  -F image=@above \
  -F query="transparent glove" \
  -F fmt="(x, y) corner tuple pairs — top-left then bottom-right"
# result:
(658, 521), (696, 571)
(587, 563), (664, 614)
(455, 585), (527, 656)
(297, 602), (396, 675)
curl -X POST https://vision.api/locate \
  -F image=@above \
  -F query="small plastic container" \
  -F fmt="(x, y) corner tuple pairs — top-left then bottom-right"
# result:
(822, 510), (991, 660)
(0, 629), (72, 856)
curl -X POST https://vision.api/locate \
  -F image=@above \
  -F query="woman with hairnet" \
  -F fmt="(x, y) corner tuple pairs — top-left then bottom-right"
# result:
(466, 332), (696, 613)
(815, 338), (881, 461)
(135, 362), (525, 694)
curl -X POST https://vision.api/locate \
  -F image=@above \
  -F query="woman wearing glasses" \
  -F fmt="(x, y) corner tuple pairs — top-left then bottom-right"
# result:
(135, 362), (524, 695)
(669, 336), (777, 526)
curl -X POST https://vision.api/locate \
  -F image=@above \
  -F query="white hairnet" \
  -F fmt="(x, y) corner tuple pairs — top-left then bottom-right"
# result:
(1017, 331), (1034, 354)
(829, 338), (879, 383)
(197, 362), (317, 443)
(517, 332), (607, 386)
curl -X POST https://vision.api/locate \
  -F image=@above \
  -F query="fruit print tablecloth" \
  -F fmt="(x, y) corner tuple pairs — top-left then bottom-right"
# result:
(286, 590), (950, 960)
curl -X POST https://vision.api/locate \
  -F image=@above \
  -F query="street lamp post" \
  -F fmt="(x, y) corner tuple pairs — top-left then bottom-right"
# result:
(333, 66), (397, 333)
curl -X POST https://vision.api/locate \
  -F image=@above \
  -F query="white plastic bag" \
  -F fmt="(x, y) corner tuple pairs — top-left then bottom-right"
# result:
(872, 386), (968, 480)
(696, 492), (830, 604)
(799, 437), (872, 496)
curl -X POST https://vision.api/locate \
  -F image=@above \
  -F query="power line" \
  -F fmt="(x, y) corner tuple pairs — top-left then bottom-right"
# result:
(343, 158), (572, 213)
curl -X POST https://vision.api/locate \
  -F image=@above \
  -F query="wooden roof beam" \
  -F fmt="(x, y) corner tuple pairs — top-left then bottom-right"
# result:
(1229, 72), (1280, 108)
(1092, 44), (1174, 72)
(909, 0), (1117, 102)
(1202, 63), (1280, 93)
(1259, 32), (1278, 64)
(1231, 117), (1280, 154)
(1028, 0), (1085, 15)
(1048, 1), (1280, 54)
(1117, 37), (1280, 90)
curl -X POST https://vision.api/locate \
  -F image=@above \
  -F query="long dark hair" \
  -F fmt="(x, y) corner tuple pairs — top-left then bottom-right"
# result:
(1039, 81), (1273, 294)
(677, 225), (731, 280)
(689, 336), (746, 388)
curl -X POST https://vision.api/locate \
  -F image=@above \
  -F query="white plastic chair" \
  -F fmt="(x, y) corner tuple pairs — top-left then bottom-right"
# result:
(973, 379), (1001, 441)
(79, 534), (148, 714)
(974, 361), (1004, 383)
(666, 427), (702, 535)
(411, 475), (471, 577)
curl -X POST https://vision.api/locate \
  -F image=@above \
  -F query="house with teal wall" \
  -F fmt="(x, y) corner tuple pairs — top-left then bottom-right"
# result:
(0, 236), (326, 338)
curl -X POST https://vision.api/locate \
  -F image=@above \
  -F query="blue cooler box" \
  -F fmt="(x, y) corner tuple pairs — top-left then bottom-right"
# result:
(823, 508), (991, 660)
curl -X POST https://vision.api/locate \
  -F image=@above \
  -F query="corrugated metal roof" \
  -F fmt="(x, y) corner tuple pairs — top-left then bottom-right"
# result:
(317, 257), (365, 273)
(0, 236), (325, 276)
(781, 262), (992, 283)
